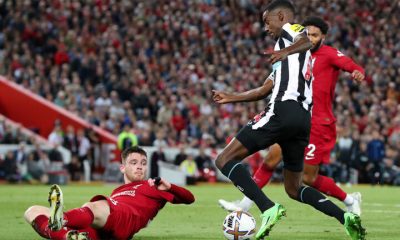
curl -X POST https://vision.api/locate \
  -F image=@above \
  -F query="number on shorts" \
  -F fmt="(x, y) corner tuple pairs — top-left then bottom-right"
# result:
(306, 144), (316, 158)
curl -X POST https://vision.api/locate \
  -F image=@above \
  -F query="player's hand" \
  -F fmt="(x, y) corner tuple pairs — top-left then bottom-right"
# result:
(351, 70), (364, 83)
(148, 177), (171, 191)
(264, 50), (288, 64)
(212, 90), (234, 104)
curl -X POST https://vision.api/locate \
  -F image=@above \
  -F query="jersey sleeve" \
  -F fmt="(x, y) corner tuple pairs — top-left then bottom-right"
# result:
(266, 70), (276, 84)
(281, 23), (305, 43)
(329, 48), (364, 74)
(165, 184), (195, 204)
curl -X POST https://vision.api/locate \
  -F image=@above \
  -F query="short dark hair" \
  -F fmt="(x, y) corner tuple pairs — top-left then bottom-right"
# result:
(121, 146), (147, 163)
(303, 16), (329, 34)
(265, 0), (295, 15)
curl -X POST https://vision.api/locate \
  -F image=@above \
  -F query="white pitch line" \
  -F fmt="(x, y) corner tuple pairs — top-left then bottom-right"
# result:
(364, 210), (400, 214)
(363, 203), (384, 206)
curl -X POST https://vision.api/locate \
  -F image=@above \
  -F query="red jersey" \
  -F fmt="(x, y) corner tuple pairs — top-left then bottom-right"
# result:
(91, 180), (194, 238)
(311, 45), (364, 125)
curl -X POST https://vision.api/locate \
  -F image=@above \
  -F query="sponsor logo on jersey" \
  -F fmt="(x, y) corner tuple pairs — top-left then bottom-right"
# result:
(111, 190), (136, 198)
(109, 198), (118, 205)
(290, 24), (304, 32)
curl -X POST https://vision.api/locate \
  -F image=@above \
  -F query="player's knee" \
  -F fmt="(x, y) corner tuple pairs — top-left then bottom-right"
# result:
(264, 158), (278, 169)
(284, 187), (298, 199)
(215, 153), (228, 170)
(83, 201), (110, 227)
(24, 205), (47, 224)
(24, 206), (35, 223)
(82, 202), (97, 214)
(284, 184), (302, 200)
(302, 172), (316, 186)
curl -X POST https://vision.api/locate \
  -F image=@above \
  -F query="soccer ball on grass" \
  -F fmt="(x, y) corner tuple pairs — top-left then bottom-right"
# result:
(222, 211), (256, 240)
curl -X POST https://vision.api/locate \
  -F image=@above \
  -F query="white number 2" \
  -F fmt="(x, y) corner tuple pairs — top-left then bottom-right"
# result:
(306, 144), (316, 157)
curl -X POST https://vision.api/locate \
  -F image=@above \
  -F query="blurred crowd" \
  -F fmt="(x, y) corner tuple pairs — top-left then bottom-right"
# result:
(0, 0), (399, 184)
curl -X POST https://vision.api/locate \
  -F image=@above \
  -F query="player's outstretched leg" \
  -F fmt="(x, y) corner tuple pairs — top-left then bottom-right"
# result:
(48, 184), (64, 231)
(297, 185), (366, 239)
(255, 203), (286, 240)
(218, 144), (281, 212)
(218, 199), (243, 212)
(344, 212), (366, 240)
(346, 192), (362, 216)
(304, 164), (363, 216)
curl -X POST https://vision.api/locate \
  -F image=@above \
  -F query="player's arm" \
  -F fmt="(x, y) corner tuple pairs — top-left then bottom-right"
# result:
(268, 24), (312, 64)
(148, 177), (195, 204)
(330, 49), (365, 82)
(212, 77), (273, 104)
(167, 184), (195, 204)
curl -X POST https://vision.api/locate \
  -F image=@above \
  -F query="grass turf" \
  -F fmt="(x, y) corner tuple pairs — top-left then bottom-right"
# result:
(0, 183), (399, 239)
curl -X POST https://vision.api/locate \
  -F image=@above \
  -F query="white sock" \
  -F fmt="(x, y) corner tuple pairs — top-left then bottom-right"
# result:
(343, 194), (354, 206)
(239, 196), (254, 211)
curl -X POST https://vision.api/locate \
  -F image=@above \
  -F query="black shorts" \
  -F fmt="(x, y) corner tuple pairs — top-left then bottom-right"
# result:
(236, 100), (311, 172)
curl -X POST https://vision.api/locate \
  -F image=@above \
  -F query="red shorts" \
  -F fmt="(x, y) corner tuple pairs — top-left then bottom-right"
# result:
(303, 123), (336, 165)
(90, 195), (141, 240)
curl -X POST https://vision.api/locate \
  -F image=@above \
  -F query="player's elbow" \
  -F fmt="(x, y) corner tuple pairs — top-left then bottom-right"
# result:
(303, 37), (312, 50)
(185, 193), (195, 204)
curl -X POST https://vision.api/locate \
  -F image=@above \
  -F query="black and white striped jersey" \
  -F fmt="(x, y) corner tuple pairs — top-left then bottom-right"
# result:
(252, 23), (313, 130)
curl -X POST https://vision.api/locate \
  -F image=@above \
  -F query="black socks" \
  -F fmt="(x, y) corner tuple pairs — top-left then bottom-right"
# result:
(221, 160), (275, 212)
(297, 186), (345, 224)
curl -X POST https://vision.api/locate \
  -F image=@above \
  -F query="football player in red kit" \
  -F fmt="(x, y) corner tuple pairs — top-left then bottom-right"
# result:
(218, 16), (364, 216)
(24, 146), (195, 240)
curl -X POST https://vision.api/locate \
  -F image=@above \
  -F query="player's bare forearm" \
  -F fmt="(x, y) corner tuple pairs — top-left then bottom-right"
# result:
(283, 34), (312, 55)
(213, 79), (273, 104)
(232, 86), (269, 102)
(168, 184), (195, 204)
(268, 34), (311, 63)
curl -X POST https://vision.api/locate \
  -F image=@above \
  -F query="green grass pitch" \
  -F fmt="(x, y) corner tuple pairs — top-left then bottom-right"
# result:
(0, 183), (399, 239)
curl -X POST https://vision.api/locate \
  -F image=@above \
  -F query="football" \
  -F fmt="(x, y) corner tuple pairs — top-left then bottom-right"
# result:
(222, 211), (256, 240)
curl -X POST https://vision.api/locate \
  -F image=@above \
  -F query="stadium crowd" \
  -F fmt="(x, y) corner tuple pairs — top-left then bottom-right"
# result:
(0, 0), (399, 184)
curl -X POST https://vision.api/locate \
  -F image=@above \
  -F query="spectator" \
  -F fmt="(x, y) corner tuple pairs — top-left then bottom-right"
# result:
(367, 131), (385, 184)
(150, 146), (167, 178)
(170, 108), (186, 134)
(77, 129), (91, 163)
(48, 124), (64, 146)
(194, 147), (213, 171)
(336, 129), (354, 184)
(194, 147), (216, 182)
(179, 154), (199, 185)
(63, 125), (78, 155)
(174, 144), (187, 166)
(86, 128), (102, 172)
(117, 124), (138, 150)
(4, 151), (19, 183)
(67, 155), (82, 182)
(26, 152), (48, 184)
(153, 130), (168, 149)
(48, 143), (64, 172)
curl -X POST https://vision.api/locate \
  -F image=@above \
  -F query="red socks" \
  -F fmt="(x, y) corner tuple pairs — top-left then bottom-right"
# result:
(31, 215), (68, 240)
(312, 175), (346, 201)
(252, 163), (274, 188)
(31, 208), (97, 240)
(64, 207), (94, 229)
